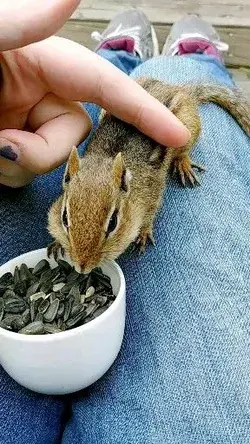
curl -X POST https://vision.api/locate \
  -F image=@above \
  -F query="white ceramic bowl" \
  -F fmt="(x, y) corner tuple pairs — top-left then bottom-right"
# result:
(0, 248), (126, 395)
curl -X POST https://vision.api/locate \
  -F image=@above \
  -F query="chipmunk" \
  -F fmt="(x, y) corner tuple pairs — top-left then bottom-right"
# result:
(47, 77), (250, 273)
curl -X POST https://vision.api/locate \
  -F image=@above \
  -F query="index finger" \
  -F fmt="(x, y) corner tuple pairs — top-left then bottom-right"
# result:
(34, 37), (190, 148)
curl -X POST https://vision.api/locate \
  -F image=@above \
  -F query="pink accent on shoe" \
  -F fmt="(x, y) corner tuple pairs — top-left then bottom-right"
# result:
(98, 37), (135, 53)
(177, 38), (221, 61)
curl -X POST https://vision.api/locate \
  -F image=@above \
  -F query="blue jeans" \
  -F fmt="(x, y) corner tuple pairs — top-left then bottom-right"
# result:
(0, 47), (250, 444)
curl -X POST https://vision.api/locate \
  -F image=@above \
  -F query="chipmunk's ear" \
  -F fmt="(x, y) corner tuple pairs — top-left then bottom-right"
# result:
(63, 146), (80, 188)
(112, 152), (132, 192)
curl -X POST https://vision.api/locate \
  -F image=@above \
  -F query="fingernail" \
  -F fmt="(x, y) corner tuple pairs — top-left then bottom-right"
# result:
(0, 143), (18, 161)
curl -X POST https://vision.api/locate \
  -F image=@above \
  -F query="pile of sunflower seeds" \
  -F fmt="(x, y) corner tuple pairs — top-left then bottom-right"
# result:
(0, 260), (116, 334)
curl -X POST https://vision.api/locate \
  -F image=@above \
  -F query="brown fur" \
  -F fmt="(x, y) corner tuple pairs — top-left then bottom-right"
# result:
(48, 78), (250, 272)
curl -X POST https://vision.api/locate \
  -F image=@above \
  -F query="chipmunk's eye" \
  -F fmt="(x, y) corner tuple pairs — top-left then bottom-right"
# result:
(107, 209), (118, 237)
(62, 207), (69, 230)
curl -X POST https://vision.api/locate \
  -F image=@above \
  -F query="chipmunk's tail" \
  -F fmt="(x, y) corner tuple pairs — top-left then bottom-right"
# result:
(186, 84), (250, 136)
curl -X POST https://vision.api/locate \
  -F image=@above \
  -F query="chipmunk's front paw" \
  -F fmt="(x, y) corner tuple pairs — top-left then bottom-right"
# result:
(134, 228), (155, 254)
(47, 241), (65, 261)
(172, 155), (205, 187)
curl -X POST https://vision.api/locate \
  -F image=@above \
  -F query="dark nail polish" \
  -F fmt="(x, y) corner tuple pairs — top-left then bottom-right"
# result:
(0, 146), (18, 161)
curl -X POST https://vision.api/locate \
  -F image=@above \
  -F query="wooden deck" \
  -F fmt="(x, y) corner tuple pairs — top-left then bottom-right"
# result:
(56, 1), (250, 99)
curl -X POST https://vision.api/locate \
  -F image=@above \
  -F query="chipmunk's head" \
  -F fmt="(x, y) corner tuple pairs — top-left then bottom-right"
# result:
(48, 147), (139, 273)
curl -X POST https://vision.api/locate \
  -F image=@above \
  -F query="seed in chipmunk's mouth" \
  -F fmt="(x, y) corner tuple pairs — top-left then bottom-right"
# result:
(0, 259), (116, 335)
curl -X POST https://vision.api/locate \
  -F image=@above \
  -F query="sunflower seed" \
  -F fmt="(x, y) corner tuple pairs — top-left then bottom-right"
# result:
(56, 292), (65, 301)
(0, 258), (116, 334)
(38, 298), (50, 314)
(82, 301), (98, 318)
(57, 302), (65, 318)
(79, 276), (88, 294)
(35, 312), (44, 322)
(63, 296), (74, 322)
(19, 321), (44, 335)
(43, 298), (60, 322)
(52, 274), (66, 285)
(30, 291), (46, 302)
(40, 281), (53, 294)
(80, 294), (86, 304)
(69, 284), (81, 304)
(92, 270), (112, 292)
(4, 296), (26, 314)
(85, 273), (93, 290)
(58, 259), (72, 274)
(60, 282), (73, 295)
(5, 283), (15, 291)
(0, 272), (14, 286)
(95, 295), (108, 307)
(94, 284), (106, 295)
(19, 263), (33, 282)
(49, 292), (57, 303)
(14, 266), (20, 284)
(0, 320), (13, 330)
(66, 270), (80, 284)
(85, 286), (95, 300)
(0, 286), (7, 296)
(70, 303), (84, 317)
(12, 316), (25, 332)
(50, 267), (62, 283)
(39, 269), (53, 284)
(43, 292), (52, 301)
(26, 282), (40, 298)
(14, 281), (27, 296)
(44, 267), (61, 284)
(33, 259), (50, 276)
(22, 309), (31, 325)
(65, 311), (86, 329)
(0, 299), (3, 322)
(3, 289), (16, 300)
(57, 318), (66, 330)
(44, 323), (62, 334)
(53, 283), (65, 292)
(30, 297), (43, 322)
(83, 294), (95, 303)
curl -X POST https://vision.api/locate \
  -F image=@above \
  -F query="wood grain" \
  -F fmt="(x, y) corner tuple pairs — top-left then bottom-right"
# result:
(230, 68), (250, 100)
(57, 20), (250, 68)
(71, 0), (250, 27)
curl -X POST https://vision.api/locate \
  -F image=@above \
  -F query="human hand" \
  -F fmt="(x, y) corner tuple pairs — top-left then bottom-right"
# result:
(0, 3), (190, 188)
(0, 0), (81, 50)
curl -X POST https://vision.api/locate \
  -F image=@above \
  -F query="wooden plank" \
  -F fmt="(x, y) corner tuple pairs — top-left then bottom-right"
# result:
(71, 0), (250, 27)
(57, 20), (250, 68)
(230, 68), (250, 101)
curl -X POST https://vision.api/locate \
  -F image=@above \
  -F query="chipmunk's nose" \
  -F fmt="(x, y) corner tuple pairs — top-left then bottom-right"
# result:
(80, 262), (86, 273)
(80, 262), (92, 275)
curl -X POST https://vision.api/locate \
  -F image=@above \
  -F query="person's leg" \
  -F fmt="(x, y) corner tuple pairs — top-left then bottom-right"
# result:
(0, 10), (152, 444)
(62, 15), (250, 444)
(0, 169), (70, 444)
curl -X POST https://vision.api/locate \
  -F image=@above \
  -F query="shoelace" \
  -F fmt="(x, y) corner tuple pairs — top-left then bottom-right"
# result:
(91, 24), (143, 58)
(169, 32), (229, 54)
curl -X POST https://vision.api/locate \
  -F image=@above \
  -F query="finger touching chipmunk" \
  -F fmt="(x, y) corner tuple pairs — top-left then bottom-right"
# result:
(48, 78), (250, 273)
